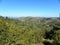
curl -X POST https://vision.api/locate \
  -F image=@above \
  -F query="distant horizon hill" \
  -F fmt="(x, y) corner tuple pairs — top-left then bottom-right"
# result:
(0, 15), (60, 20)
(0, 15), (59, 18)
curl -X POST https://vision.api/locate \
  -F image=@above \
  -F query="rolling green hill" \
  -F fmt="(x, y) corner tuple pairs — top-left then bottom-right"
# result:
(0, 16), (60, 45)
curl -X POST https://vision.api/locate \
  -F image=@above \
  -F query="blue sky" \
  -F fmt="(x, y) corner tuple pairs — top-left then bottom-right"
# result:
(0, 0), (60, 17)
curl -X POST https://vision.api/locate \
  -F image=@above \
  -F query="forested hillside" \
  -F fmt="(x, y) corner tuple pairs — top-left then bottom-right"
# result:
(0, 16), (60, 45)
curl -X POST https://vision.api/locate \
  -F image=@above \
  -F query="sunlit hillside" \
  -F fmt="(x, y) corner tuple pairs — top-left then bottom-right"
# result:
(0, 16), (60, 45)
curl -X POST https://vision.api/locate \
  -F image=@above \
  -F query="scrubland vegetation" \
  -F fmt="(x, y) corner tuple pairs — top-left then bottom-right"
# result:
(0, 16), (60, 45)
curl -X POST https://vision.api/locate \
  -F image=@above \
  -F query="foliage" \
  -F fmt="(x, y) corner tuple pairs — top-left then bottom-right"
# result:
(0, 16), (60, 45)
